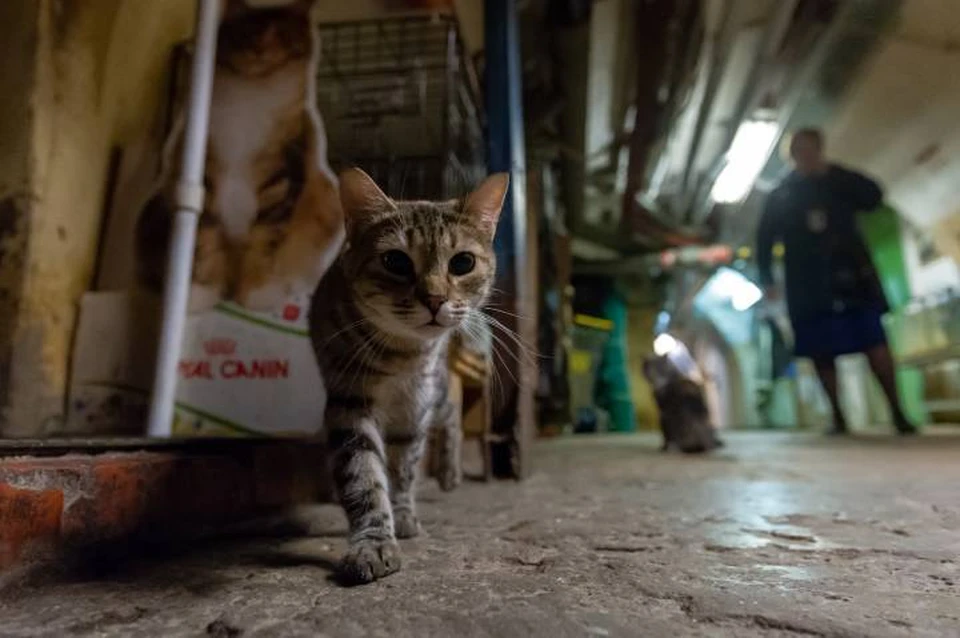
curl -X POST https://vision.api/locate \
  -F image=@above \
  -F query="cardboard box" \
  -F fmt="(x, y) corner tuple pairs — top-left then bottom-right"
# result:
(69, 1), (337, 437)
(69, 291), (324, 437)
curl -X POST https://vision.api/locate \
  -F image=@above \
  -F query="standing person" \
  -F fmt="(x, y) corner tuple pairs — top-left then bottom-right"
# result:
(756, 127), (916, 435)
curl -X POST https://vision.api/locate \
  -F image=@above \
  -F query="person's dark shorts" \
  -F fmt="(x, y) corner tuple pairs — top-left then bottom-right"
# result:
(792, 306), (888, 359)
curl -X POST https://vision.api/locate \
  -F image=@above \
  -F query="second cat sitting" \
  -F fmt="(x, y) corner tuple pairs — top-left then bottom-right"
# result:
(644, 354), (724, 454)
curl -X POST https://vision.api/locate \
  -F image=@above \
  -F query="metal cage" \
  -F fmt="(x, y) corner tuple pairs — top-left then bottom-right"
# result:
(315, 15), (485, 199)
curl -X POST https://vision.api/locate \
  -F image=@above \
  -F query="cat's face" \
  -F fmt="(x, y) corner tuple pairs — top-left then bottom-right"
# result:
(217, 5), (312, 77)
(338, 169), (508, 343)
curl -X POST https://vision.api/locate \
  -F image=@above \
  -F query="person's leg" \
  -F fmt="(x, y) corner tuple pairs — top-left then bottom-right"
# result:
(812, 355), (847, 433)
(864, 344), (917, 434)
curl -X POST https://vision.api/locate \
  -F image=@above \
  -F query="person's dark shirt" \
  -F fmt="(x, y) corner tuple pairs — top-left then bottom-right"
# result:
(756, 164), (887, 322)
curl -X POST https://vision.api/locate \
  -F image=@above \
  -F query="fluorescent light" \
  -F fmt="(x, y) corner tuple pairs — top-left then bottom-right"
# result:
(653, 333), (679, 356)
(703, 267), (763, 311)
(731, 284), (763, 311)
(710, 120), (779, 204)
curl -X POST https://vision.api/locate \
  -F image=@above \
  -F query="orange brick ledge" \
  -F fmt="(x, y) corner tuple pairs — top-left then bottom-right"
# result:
(0, 439), (330, 580)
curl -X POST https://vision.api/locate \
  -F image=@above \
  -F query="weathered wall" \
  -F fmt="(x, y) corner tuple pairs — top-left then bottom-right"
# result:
(625, 303), (658, 430)
(0, 0), (484, 437)
(0, 1), (41, 437)
(828, 1), (960, 296)
(1, 0), (194, 436)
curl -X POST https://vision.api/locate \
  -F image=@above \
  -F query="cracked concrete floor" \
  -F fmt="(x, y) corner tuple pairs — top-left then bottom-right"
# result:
(2, 431), (960, 637)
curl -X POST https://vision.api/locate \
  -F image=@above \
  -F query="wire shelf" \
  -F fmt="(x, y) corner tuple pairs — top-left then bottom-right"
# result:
(316, 15), (485, 200)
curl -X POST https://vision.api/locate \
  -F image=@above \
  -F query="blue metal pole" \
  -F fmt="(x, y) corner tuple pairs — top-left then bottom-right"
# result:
(484, 0), (530, 476)
(484, 0), (526, 284)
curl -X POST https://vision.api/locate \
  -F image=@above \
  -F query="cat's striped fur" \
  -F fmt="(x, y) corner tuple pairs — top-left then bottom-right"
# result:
(309, 168), (508, 585)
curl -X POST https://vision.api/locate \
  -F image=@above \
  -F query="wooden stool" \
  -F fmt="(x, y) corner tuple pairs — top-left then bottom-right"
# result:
(423, 335), (492, 484)
(448, 337), (492, 481)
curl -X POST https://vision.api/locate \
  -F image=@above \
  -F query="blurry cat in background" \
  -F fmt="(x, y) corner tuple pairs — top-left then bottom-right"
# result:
(644, 355), (724, 454)
(137, 0), (343, 313)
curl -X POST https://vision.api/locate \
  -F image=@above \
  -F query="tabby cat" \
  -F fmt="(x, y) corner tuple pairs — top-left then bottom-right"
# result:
(643, 354), (723, 454)
(309, 168), (508, 585)
(137, 0), (342, 312)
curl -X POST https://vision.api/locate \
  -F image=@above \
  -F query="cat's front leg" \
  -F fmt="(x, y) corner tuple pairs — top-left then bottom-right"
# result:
(327, 412), (400, 585)
(386, 431), (427, 539)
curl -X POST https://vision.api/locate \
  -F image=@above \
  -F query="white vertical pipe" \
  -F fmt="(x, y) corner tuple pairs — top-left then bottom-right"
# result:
(147, 0), (220, 437)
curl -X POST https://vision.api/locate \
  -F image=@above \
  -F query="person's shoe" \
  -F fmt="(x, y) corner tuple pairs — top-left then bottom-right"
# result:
(825, 420), (850, 436)
(894, 418), (918, 436)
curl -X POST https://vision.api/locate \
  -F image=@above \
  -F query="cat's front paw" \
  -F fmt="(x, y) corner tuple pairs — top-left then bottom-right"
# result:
(337, 539), (401, 586)
(437, 460), (462, 492)
(394, 512), (421, 539)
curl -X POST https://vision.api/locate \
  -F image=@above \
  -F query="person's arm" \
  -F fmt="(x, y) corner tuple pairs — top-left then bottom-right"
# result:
(756, 192), (779, 290)
(835, 165), (883, 212)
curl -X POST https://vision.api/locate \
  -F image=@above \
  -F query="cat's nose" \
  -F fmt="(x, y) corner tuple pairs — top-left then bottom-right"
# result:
(423, 295), (446, 315)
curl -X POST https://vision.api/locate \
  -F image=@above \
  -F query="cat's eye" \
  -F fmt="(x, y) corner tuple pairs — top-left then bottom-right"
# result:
(381, 250), (415, 277)
(448, 252), (476, 276)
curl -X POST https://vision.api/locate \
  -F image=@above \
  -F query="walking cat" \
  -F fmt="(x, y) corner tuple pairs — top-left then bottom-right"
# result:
(137, 0), (343, 313)
(644, 354), (723, 454)
(309, 168), (508, 585)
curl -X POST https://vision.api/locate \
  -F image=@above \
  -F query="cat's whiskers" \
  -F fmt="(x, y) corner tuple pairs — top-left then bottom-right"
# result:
(330, 328), (382, 391)
(320, 317), (371, 347)
(472, 311), (542, 365)
(484, 305), (533, 322)
(358, 330), (391, 401)
(487, 335), (518, 401)
(457, 320), (508, 403)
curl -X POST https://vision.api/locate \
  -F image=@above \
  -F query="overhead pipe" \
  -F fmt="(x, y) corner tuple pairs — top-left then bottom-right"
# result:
(619, 0), (689, 244)
(146, 0), (220, 437)
(729, 0), (800, 130)
(676, 0), (731, 204)
(694, 0), (860, 234)
(685, 0), (799, 225)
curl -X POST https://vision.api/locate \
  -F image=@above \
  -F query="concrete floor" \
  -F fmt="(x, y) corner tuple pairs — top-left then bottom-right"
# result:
(2, 431), (959, 637)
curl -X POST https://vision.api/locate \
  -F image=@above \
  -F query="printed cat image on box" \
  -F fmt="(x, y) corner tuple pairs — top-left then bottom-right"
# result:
(136, 0), (343, 313)
(68, 0), (339, 438)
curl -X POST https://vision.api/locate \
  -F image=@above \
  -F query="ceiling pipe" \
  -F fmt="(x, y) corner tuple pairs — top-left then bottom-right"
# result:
(694, 0), (860, 231)
(686, 0), (800, 225)
(619, 0), (705, 249)
(676, 0), (732, 202)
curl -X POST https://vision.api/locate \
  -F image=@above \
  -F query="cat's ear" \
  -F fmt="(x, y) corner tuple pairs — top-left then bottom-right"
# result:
(463, 173), (510, 234)
(339, 168), (395, 232)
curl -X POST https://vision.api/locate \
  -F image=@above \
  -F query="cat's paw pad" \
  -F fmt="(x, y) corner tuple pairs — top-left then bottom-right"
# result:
(437, 462), (462, 492)
(337, 539), (401, 586)
(394, 512), (421, 539)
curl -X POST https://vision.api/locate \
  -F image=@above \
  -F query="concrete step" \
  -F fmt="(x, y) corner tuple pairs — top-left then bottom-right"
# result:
(0, 438), (330, 582)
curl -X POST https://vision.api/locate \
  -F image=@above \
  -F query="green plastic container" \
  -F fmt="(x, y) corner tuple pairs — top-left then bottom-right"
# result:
(596, 292), (637, 432)
(858, 203), (926, 425)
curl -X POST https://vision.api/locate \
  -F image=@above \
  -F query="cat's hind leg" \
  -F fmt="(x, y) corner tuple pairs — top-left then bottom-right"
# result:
(432, 399), (462, 492)
(658, 417), (673, 452)
(327, 410), (400, 585)
(386, 431), (427, 539)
